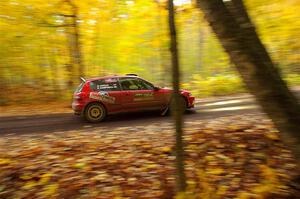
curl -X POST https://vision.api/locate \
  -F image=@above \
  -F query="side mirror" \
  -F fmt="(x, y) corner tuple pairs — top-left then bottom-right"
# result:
(153, 86), (160, 91)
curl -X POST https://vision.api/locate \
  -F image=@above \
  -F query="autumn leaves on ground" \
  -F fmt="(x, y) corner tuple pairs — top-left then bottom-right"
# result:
(0, 115), (298, 199)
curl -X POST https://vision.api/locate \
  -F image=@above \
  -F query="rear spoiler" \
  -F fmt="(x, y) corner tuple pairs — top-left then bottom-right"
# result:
(125, 74), (138, 76)
(80, 77), (86, 82)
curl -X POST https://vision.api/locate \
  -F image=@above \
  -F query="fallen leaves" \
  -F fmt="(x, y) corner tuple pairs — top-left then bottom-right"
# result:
(0, 114), (298, 198)
(0, 158), (12, 165)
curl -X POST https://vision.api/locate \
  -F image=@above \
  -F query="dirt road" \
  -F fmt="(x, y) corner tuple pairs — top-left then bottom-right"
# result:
(0, 94), (264, 134)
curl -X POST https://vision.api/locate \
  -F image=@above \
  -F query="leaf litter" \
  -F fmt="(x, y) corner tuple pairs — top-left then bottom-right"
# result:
(0, 114), (299, 199)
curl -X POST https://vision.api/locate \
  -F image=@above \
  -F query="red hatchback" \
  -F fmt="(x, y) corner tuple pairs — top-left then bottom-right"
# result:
(72, 74), (195, 122)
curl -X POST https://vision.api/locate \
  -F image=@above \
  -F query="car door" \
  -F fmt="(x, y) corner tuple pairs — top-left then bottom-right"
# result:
(89, 78), (123, 113)
(118, 77), (162, 111)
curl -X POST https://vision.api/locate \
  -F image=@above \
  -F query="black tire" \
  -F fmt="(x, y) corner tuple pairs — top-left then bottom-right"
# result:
(84, 103), (106, 123)
(168, 96), (187, 115)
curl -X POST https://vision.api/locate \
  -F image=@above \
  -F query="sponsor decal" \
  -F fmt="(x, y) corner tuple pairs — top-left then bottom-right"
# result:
(104, 78), (118, 83)
(90, 92), (115, 104)
(96, 84), (118, 90)
(133, 93), (154, 101)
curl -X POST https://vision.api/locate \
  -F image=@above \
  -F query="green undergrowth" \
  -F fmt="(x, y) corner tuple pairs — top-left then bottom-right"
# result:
(182, 74), (300, 98)
(182, 74), (246, 97)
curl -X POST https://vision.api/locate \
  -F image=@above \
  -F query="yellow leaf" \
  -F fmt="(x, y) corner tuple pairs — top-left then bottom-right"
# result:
(0, 158), (12, 165)
(73, 162), (86, 169)
(22, 181), (37, 190)
(20, 174), (33, 180)
(207, 168), (224, 175)
(237, 144), (247, 148)
(42, 184), (58, 196)
(265, 132), (279, 140)
(205, 155), (215, 161)
(160, 147), (171, 153)
(237, 192), (258, 199)
(145, 164), (157, 169)
(39, 173), (52, 185)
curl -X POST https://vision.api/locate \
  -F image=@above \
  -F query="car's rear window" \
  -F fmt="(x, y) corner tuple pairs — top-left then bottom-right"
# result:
(75, 82), (84, 93)
(90, 78), (120, 91)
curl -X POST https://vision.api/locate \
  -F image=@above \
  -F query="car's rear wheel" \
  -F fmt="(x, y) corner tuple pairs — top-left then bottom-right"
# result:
(84, 103), (106, 123)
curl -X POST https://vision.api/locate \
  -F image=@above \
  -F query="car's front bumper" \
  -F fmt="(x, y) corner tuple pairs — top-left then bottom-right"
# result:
(187, 96), (195, 108)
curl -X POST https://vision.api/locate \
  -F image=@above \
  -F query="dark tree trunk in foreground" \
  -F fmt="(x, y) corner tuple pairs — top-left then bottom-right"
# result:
(168, 0), (187, 192)
(196, 0), (300, 164)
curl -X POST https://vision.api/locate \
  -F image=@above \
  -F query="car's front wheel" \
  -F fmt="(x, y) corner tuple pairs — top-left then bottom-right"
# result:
(165, 96), (187, 116)
(84, 103), (106, 123)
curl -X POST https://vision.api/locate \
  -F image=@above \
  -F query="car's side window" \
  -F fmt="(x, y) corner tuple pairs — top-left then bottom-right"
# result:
(90, 78), (120, 91)
(119, 78), (139, 90)
(138, 79), (154, 90)
(119, 78), (154, 90)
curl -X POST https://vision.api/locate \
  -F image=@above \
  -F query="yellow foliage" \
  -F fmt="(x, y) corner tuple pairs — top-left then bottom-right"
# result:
(42, 184), (59, 197)
(0, 158), (12, 165)
(39, 173), (52, 185)
(174, 169), (227, 199)
(20, 173), (33, 180)
(182, 75), (246, 97)
(206, 168), (224, 175)
(236, 165), (280, 199)
(160, 146), (172, 153)
(22, 181), (38, 190)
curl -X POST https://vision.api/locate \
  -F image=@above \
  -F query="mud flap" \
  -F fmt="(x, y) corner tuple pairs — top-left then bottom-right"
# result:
(161, 106), (169, 116)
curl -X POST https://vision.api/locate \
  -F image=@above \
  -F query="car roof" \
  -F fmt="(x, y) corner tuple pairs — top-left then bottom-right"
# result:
(86, 75), (141, 82)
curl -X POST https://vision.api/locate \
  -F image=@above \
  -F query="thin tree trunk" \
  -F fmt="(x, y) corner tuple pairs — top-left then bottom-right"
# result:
(92, 17), (103, 76)
(198, 26), (205, 72)
(0, 65), (8, 105)
(49, 47), (60, 94)
(196, 0), (300, 164)
(154, 0), (170, 85)
(168, 0), (186, 192)
(65, 0), (84, 79)
(66, 27), (76, 88)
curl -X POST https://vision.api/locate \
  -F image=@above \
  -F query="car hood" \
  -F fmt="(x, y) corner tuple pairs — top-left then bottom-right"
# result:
(159, 87), (190, 95)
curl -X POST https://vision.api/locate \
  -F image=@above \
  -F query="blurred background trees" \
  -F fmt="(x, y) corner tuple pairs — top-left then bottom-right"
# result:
(0, 0), (299, 105)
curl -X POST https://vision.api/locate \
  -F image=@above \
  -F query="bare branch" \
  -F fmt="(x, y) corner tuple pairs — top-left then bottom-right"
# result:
(52, 13), (76, 18)
(38, 22), (75, 28)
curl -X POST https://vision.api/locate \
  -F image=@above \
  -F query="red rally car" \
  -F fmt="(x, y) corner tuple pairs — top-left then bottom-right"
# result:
(72, 74), (195, 122)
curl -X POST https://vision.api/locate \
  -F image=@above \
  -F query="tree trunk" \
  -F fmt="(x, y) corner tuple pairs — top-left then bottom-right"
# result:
(196, 0), (300, 164)
(168, 0), (187, 192)
(154, 0), (170, 85)
(65, 0), (84, 81)
(49, 47), (60, 94)
(92, 17), (104, 76)
(197, 26), (205, 72)
(66, 27), (76, 88)
(0, 66), (8, 105)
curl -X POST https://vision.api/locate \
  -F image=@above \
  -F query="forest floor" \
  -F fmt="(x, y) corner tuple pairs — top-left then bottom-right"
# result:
(1, 90), (300, 198)
(0, 114), (299, 198)
(0, 102), (72, 117)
